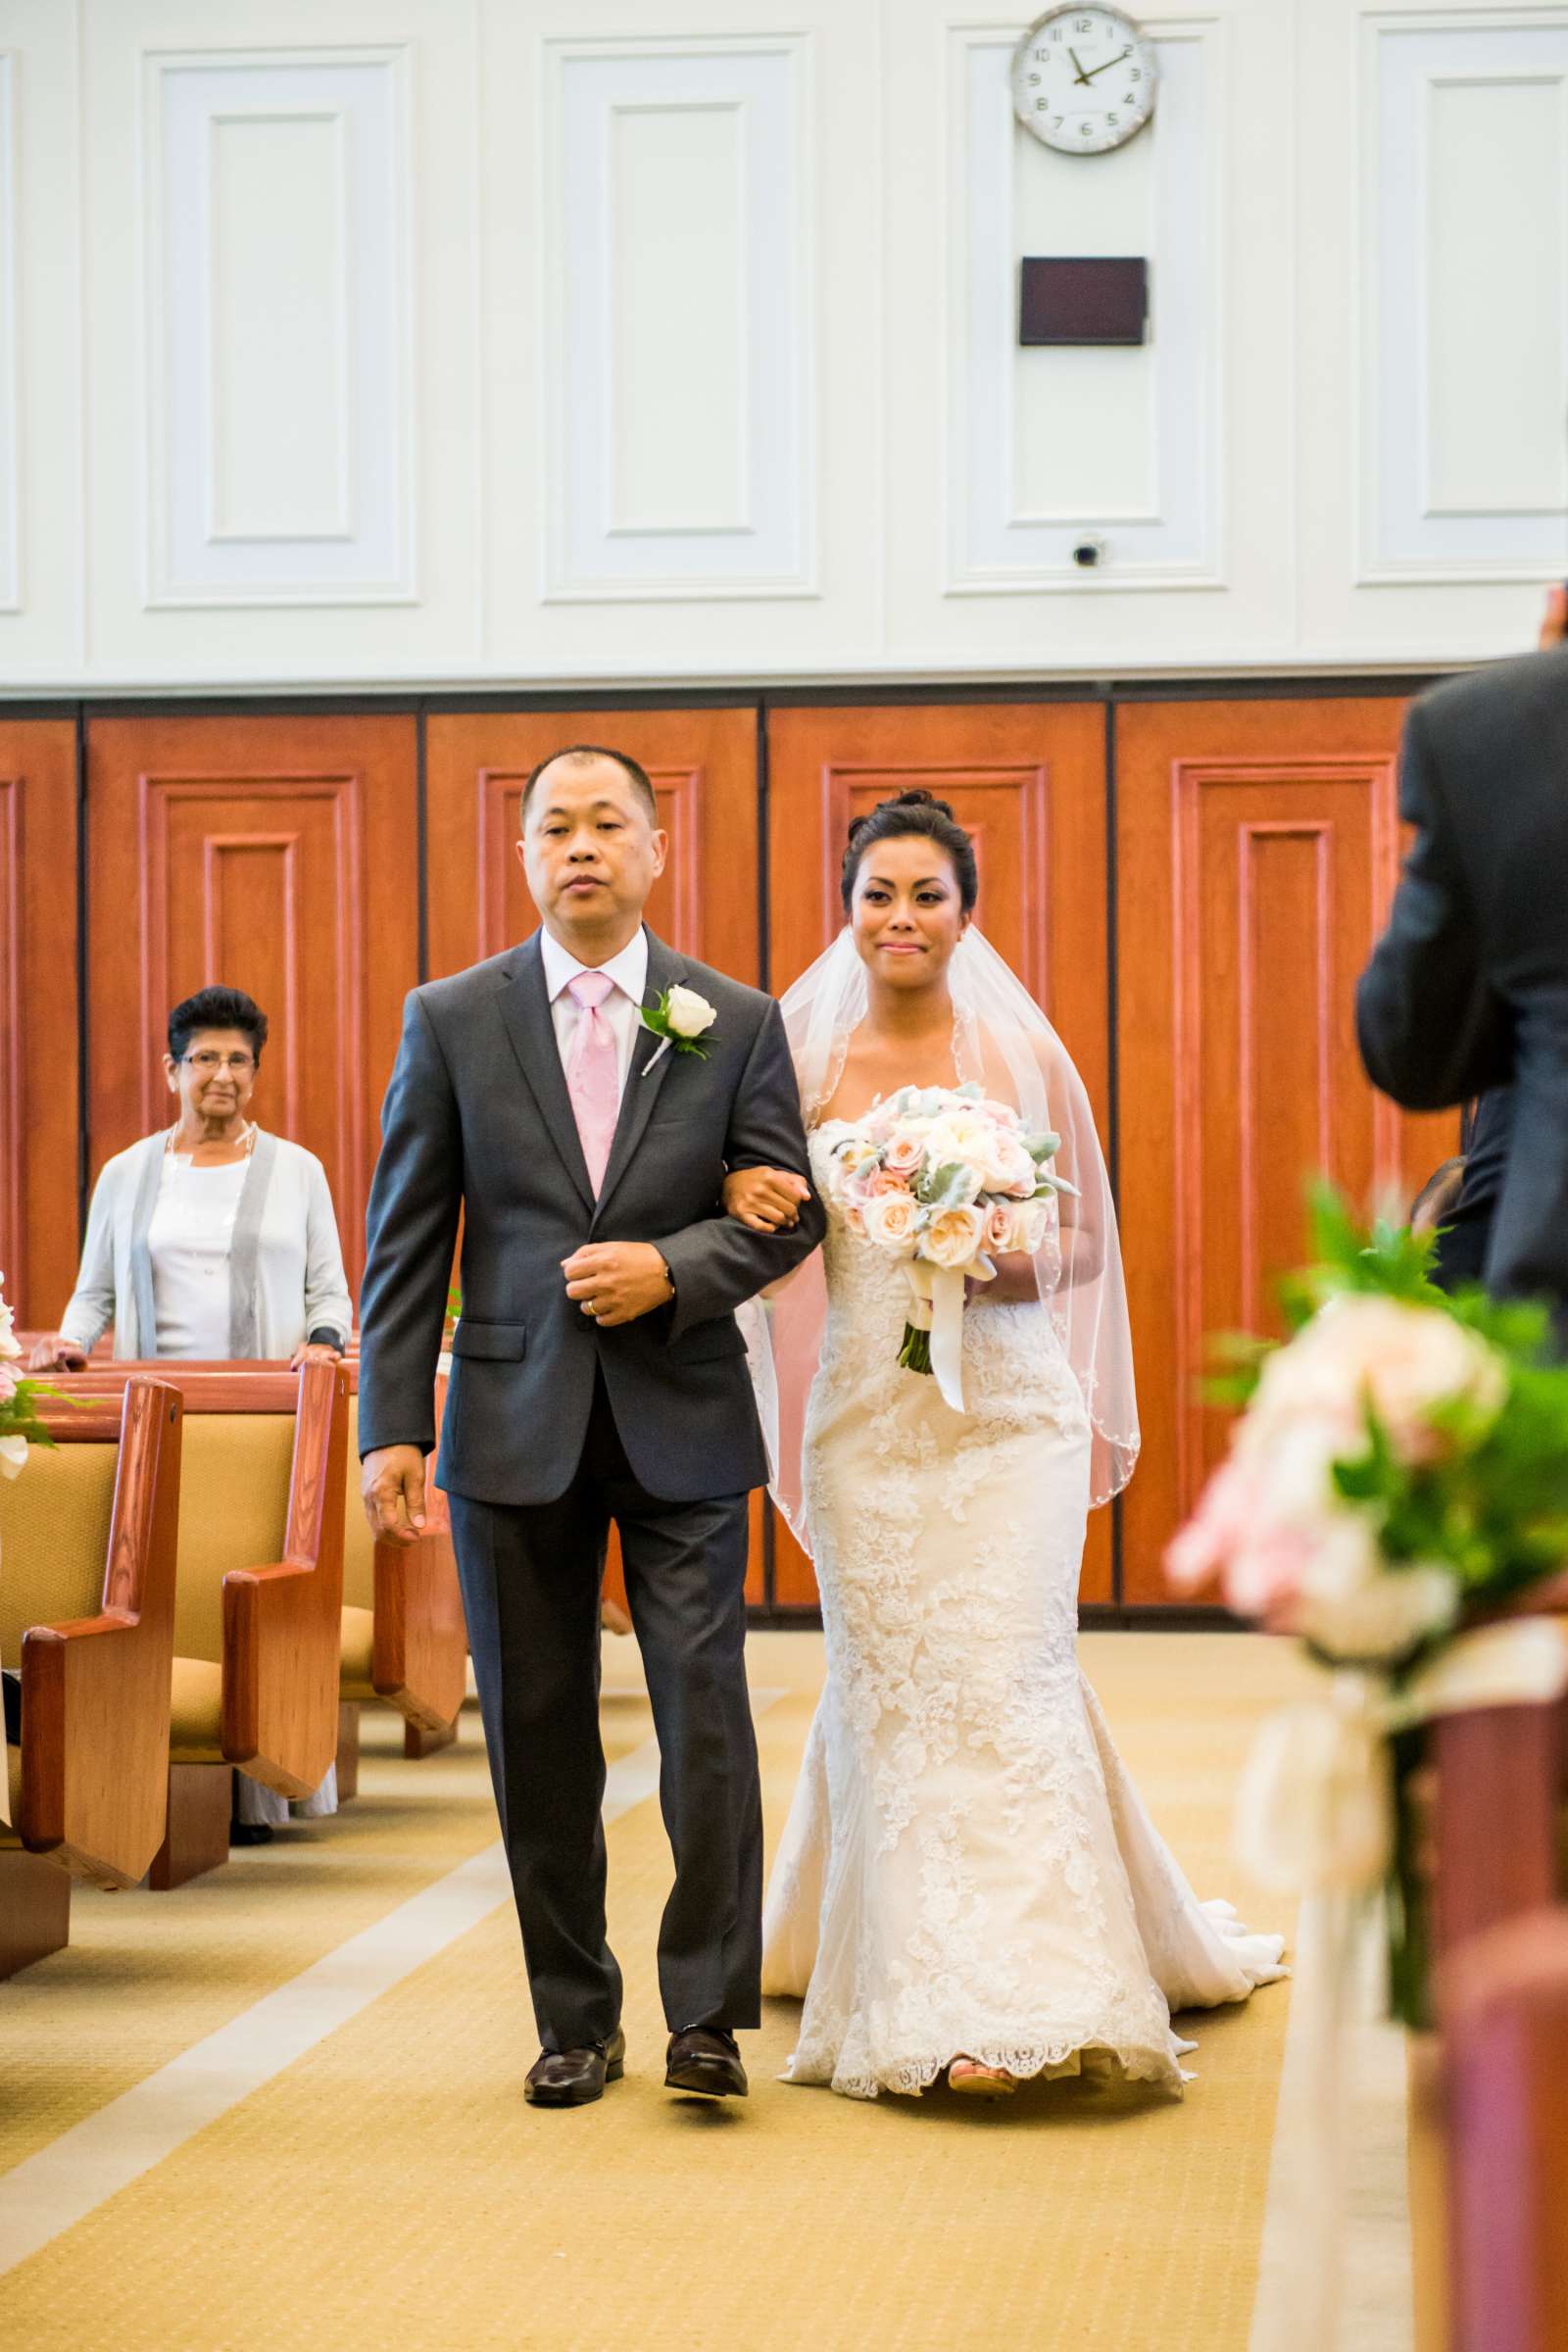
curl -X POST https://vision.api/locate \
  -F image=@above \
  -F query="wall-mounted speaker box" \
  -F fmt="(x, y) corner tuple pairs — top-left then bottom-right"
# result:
(1018, 257), (1149, 347)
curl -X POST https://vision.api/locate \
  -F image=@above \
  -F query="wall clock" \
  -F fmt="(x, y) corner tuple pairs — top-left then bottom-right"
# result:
(1010, 7), (1158, 155)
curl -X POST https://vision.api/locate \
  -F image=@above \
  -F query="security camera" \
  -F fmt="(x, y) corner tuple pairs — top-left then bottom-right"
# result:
(1071, 538), (1106, 570)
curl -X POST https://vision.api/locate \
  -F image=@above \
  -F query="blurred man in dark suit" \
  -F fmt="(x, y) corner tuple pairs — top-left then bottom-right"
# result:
(1360, 589), (1568, 1343)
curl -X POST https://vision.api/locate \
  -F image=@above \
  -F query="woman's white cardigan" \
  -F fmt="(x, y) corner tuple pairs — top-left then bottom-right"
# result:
(59, 1131), (354, 1360)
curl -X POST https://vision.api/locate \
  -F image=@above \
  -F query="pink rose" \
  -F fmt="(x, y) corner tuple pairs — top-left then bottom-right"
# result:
(865, 1166), (911, 1198)
(983, 1201), (1013, 1253)
(884, 1133), (923, 1176)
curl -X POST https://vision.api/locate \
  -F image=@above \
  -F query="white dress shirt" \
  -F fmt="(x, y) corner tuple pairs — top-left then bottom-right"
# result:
(146, 1152), (250, 1357)
(540, 926), (650, 1105)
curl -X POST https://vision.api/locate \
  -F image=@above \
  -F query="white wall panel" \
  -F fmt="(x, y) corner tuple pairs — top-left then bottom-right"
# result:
(544, 38), (811, 599)
(883, 0), (1297, 671)
(1365, 15), (1568, 581)
(148, 48), (413, 605)
(0, 55), (19, 612)
(609, 101), (747, 532)
(955, 27), (1216, 589)
(79, 0), (480, 685)
(0, 0), (1552, 688)
(0, 1), (82, 676)
(479, 0), (879, 677)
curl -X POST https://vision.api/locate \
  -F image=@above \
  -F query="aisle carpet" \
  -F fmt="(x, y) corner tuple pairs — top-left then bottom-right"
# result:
(0, 1635), (1326, 2351)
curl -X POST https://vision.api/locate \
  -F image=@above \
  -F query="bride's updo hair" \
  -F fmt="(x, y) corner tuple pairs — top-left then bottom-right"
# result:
(840, 788), (978, 914)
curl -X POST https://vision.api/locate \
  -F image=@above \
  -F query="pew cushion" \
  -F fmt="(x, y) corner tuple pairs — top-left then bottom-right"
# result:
(342, 1400), (375, 1612)
(0, 1446), (118, 1656)
(339, 1605), (375, 1698)
(0, 1743), (20, 1849)
(168, 1656), (225, 1764)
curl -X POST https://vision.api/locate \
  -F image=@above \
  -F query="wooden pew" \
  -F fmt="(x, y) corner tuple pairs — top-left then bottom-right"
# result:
(0, 1376), (182, 1974)
(39, 1359), (349, 1887)
(1425, 1626), (1568, 2352)
(337, 1376), (466, 1794)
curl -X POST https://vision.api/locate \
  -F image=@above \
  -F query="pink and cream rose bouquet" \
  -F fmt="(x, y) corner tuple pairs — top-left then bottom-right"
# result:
(1166, 1193), (1568, 2027)
(819, 1083), (1068, 1409)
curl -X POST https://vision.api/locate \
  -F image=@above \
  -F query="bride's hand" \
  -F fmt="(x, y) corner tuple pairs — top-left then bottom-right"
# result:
(967, 1250), (1040, 1305)
(723, 1165), (811, 1232)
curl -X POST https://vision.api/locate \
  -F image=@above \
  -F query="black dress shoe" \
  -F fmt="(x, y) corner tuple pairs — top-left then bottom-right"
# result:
(664, 2027), (748, 2099)
(524, 2028), (626, 2108)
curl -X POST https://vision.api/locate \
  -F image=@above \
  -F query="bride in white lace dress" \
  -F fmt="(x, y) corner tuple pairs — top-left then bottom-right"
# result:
(725, 790), (1285, 2101)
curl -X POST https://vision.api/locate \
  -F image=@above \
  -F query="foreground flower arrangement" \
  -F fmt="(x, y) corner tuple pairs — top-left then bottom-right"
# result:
(0, 1271), (62, 1480)
(818, 1083), (1067, 1409)
(1167, 1195), (1568, 2026)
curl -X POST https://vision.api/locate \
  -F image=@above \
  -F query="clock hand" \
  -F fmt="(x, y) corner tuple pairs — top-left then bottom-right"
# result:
(1067, 46), (1094, 88)
(1081, 45), (1134, 83)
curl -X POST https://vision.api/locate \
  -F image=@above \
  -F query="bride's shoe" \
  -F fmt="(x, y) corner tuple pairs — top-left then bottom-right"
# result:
(947, 2057), (1017, 2099)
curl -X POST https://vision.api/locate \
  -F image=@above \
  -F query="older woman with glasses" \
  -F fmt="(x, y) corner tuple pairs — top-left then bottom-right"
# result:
(29, 984), (352, 1375)
(26, 985), (354, 1839)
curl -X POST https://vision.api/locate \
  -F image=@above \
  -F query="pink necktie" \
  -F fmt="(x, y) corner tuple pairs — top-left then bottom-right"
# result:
(564, 971), (619, 1194)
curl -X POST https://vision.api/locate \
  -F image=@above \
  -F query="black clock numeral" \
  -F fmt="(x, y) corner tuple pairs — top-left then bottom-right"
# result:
(1074, 16), (1093, 30)
(1105, 112), (1118, 125)
(1080, 121), (1093, 135)
(1052, 114), (1064, 128)
(1130, 67), (1142, 80)
(1028, 71), (1041, 84)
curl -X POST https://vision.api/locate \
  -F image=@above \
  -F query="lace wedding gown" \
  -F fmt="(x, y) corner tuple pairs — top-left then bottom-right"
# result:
(760, 1123), (1287, 2100)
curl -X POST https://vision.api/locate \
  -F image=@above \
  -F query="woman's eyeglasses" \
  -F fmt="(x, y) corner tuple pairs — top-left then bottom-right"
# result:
(182, 1052), (256, 1075)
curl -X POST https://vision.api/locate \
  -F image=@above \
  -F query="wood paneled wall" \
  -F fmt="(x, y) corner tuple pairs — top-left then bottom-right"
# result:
(1116, 699), (1457, 1603)
(84, 715), (419, 1291)
(0, 720), (79, 1329)
(2, 687), (1457, 1615)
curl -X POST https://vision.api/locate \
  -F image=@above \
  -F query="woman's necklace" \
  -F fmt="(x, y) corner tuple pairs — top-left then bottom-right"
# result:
(166, 1119), (257, 1163)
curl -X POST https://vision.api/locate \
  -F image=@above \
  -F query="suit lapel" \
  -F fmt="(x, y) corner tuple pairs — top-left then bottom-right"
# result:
(592, 930), (686, 1226)
(495, 934), (597, 1214)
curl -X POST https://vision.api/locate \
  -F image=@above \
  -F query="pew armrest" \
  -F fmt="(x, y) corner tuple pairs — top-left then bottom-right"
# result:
(371, 1526), (466, 1735)
(18, 1378), (182, 1887)
(219, 1359), (349, 1799)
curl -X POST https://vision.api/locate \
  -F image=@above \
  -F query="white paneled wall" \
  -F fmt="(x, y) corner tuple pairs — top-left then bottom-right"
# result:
(0, 0), (1563, 684)
(148, 47), (415, 605)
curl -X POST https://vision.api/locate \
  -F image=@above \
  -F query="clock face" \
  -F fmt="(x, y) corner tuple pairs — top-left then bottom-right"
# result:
(1010, 7), (1158, 155)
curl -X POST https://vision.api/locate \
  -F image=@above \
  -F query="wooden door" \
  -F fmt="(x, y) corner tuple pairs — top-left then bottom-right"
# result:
(85, 714), (420, 1298)
(1116, 697), (1458, 1605)
(0, 720), (79, 1330)
(425, 709), (759, 983)
(766, 701), (1113, 1607)
(426, 707), (763, 1604)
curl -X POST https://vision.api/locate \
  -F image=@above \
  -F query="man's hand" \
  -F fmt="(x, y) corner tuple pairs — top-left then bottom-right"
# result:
(1540, 583), (1568, 650)
(362, 1445), (427, 1544)
(562, 1242), (674, 1328)
(289, 1341), (343, 1371)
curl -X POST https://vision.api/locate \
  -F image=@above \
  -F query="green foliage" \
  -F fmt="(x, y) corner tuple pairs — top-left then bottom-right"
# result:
(0, 1372), (68, 1454)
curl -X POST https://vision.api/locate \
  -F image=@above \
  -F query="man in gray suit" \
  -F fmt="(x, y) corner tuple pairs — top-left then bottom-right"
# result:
(359, 746), (823, 2107)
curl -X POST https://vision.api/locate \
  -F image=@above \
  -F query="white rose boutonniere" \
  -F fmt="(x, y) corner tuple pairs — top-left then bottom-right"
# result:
(640, 983), (719, 1074)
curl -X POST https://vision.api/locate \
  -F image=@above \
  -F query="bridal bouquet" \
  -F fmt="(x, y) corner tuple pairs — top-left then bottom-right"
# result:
(1167, 1192), (1568, 2026)
(818, 1083), (1067, 1411)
